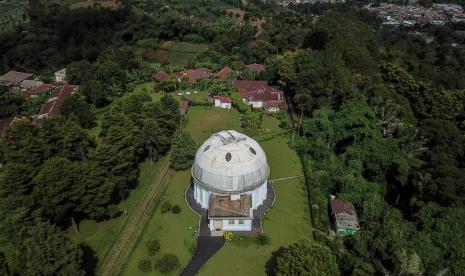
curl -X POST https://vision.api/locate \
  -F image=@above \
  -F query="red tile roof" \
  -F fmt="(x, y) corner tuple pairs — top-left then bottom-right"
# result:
(177, 68), (212, 84)
(232, 80), (283, 103)
(246, 63), (266, 73)
(0, 71), (33, 86)
(330, 198), (356, 215)
(37, 85), (78, 118)
(27, 83), (51, 96)
(179, 100), (189, 109)
(216, 67), (233, 79)
(0, 115), (32, 133)
(153, 71), (169, 81)
(213, 95), (232, 103)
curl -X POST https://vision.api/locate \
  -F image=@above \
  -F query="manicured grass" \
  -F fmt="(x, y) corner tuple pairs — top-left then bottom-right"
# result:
(121, 169), (198, 276)
(199, 136), (312, 275)
(184, 106), (243, 144)
(71, 158), (166, 264)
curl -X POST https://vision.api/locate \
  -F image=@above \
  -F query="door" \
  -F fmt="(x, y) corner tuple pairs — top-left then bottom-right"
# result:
(213, 219), (223, 231)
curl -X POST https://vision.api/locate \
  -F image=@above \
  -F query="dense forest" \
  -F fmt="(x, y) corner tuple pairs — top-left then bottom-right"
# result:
(0, 0), (464, 275)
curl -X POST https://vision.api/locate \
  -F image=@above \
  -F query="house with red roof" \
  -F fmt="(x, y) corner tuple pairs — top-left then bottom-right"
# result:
(246, 63), (266, 73)
(179, 100), (189, 116)
(34, 85), (79, 123)
(153, 71), (169, 82)
(27, 83), (52, 97)
(0, 71), (34, 90)
(213, 96), (232, 110)
(232, 80), (283, 112)
(176, 68), (212, 84)
(215, 67), (233, 79)
(330, 195), (360, 236)
(0, 115), (32, 133)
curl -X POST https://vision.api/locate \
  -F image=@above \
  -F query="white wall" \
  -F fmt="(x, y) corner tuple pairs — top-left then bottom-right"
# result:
(209, 218), (252, 231)
(214, 99), (231, 110)
(194, 180), (268, 210)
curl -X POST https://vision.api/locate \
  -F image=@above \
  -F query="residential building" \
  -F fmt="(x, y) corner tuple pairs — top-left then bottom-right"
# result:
(232, 80), (284, 112)
(0, 71), (34, 90)
(34, 84), (79, 123)
(215, 67), (233, 79)
(330, 195), (360, 236)
(213, 96), (232, 110)
(179, 100), (189, 116)
(54, 68), (67, 83)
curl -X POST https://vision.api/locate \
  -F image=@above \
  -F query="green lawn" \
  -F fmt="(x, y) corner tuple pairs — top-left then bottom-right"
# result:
(198, 136), (312, 275)
(120, 107), (311, 275)
(121, 169), (198, 276)
(163, 41), (208, 66)
(185, 106), (243, 144)
(71, 158), (166, 264)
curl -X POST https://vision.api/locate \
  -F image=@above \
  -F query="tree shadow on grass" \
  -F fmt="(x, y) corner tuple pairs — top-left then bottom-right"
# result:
(80, 244), (98, 276)
(265, 246), (286, 276)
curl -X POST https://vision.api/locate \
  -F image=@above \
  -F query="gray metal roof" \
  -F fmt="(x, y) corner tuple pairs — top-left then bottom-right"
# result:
(192, 130), (269, 193)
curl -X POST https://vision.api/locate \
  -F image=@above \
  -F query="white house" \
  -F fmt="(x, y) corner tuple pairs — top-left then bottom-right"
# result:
(213, 96), (232, 110)
(192, 130), (270, 233)
(232, 80), (284, 112)
(54, 68), (66, 83)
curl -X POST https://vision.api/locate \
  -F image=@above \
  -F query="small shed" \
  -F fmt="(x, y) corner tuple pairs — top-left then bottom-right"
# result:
(54, 68), (67, 83)
(153, 71), (169, 82)
(179, 100), (189, 116)
(330, 195), (360, 236)
(213, 96), (232, 110)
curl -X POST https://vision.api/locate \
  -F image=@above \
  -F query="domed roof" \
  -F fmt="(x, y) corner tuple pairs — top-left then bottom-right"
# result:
(192, 130), (269, 193)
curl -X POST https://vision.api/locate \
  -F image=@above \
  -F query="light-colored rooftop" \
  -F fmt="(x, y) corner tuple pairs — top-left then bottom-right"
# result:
(192, 130), (269, 193)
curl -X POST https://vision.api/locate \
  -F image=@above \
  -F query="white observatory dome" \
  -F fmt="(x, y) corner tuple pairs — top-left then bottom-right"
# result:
(192, 130), (269, 193)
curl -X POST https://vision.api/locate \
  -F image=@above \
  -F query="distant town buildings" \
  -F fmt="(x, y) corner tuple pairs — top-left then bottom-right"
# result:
(365, 3), (465, 27)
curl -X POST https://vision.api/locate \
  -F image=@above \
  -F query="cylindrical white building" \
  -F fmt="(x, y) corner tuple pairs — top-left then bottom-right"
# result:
(191, 130), (269, 232)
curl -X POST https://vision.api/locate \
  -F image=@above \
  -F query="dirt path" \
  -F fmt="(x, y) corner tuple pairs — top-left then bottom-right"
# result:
(99, 158), (171, 276)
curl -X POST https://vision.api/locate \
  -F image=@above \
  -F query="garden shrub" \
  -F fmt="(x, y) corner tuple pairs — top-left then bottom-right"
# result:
(146, 240), (160, 256)
(256, 234), (270, 246)
(155, 253), (180, 273)
(161, 201), (172, 214)
(171, 205), (181, 214)
(138, 259), (151, 273)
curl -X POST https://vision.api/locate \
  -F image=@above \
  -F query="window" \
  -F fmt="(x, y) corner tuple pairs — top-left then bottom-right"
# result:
(225, 152), (232, 162)
(203, 145), (210, 152)
(249, 147), (256, 155)
(228, 219), (235, 225)
(238, 220), (244, 225)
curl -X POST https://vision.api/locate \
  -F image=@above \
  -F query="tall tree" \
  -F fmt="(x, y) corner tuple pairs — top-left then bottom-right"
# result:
(170, 129), (196, 170)
(15, 221), (85, 276)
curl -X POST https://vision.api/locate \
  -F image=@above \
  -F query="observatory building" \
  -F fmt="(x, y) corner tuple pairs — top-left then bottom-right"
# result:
(191, 130), (269, 232)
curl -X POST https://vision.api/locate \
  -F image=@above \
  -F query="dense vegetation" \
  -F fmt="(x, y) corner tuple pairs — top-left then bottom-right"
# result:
(0, 0), (464, 275)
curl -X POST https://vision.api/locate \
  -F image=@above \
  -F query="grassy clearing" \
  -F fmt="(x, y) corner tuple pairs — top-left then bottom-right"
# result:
(185, 106), (243, 144)
(121, 169), (198, 276)
(69, 0), (120, 10)
(199, 136), (312, 275)
(71, 158), (166, 265)
(140, 40), (208, 66)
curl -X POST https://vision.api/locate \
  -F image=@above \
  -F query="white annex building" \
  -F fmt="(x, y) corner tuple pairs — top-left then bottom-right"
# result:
(192, 130), (269, 232)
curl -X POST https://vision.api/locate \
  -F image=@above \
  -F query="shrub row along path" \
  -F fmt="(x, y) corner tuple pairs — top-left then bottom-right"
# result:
(99, 157), (171, 276)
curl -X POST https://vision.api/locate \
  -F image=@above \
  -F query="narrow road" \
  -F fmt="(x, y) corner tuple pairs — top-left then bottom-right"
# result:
(180, 237), (225, 276)
(99, 157), (171, 276)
